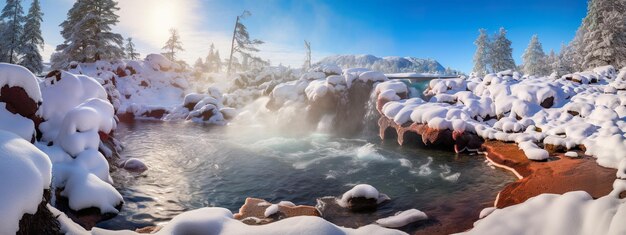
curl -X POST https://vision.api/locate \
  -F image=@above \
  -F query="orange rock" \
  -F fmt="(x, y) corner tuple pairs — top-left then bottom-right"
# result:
(233, 198), (321, 225)
(482, 141), (616, 208)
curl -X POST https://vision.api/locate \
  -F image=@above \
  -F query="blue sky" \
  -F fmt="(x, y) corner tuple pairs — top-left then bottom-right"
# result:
(22, 0), (587, 72)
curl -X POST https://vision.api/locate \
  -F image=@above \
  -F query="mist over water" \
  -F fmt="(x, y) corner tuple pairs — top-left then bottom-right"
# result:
(98, 104), (514, 231)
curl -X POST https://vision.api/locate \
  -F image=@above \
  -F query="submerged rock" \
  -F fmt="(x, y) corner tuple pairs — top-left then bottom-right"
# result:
(122, 158), (148, 173)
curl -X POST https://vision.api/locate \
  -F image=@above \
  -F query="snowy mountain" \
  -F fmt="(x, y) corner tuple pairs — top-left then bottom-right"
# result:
(315, 54), (452, 74)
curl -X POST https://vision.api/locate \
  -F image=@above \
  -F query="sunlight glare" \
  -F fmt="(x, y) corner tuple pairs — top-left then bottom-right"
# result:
(148, 1), (181, 42)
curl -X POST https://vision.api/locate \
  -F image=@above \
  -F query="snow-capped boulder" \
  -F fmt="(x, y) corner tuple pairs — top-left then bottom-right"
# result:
(0, 130), (52, 234)
(39, 70), (108, 142)
(337, 184), (390, 211)
(0, 63), (43, 136)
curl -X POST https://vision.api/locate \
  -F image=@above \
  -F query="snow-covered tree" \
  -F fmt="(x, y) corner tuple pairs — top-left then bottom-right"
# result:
(522, 35), (548, 76)
(472, 29), (490, 77)
(558, 43), (574, 75)
(545, 49), (559, 75)
(303, 40), (311, 71)
(18, 0), (43, 74)
(562, 28), (585, 73)
(55, 0), (125, 68)
(227, 10), (264, 74)
(0, 0), (24, 64)
(125, 37), (140, 60)
(490, 28), (517, 72)
(581, 0), (626, 69)
(162, 28), (184, 62)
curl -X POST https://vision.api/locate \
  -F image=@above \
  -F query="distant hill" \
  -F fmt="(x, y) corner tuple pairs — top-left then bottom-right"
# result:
(315, 54), (459, 74)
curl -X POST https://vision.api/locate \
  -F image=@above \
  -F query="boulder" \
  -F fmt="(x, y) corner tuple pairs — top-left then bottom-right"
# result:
(122, 158), (148, 173)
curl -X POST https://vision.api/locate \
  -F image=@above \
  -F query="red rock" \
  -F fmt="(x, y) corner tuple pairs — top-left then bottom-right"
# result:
(378, 117), (481, 152)
(482, 141), (616, 208)
(233, 198), (321, 225)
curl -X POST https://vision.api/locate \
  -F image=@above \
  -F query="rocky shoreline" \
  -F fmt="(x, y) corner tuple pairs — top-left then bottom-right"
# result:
(377, 114), (618, 232)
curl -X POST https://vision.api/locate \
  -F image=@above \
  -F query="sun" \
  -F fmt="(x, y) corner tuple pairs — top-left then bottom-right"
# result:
(147, 1), (182, 42)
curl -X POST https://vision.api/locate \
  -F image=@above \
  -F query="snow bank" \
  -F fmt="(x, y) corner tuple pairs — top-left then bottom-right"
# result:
(113, 207), (407, 235)
(0, 130), (52, 234)
(0, 63), (42, 102)
(462, 179), (626, 235)
(379, 66), (626, 166)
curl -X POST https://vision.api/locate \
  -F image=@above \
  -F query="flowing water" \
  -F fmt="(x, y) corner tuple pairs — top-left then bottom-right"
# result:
(97, 118), (515, 232)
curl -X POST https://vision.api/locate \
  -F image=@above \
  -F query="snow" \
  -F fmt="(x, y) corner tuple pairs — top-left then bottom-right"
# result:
(0, 130), (52, 234)
(145, 53), (180, 71)
(375, 209), (428, 228)
(0, 63), (42, 102)
(338, 184), (390, 207)
(56, 98), (116, 156)
(564, 151), (579, 158)
(39, 71), (109, 142)
(463, 179), (626, 235)
(153, 207), (407, 235)
(264, 204), (280, 217)
(358, 71), (388, 83)
(0, 103), (35, 141)
(378, 66), (626, 166)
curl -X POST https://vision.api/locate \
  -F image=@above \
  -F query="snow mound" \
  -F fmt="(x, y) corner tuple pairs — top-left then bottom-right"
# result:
(39, 71), (108, 142)
(463, 179), (626, 235)
(0, 130), (52, 234)
(0, 63), (42, 102)
(338, 184), (390, 207)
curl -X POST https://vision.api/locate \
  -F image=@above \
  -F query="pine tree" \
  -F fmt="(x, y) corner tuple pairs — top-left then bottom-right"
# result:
(18, 0), (43, 74)
(522, 35), (548, 76)
(558, 43), (574, 74)
(125, 37), (140, 60)
(227, 10), (264, 74)
(162, 28), (184, 62)
(303, 40), (312, 71)
(581, 0), (626, 69)
(193, 57), (204, 71)
(213, 50), (221, 72)
(545, 49), (559, 75)
(490, 27), (517, 72)
(472, 29), (490, 77)
(204, 43), (215, 72)
(0, 0), (25, 64)
(55, 0), (125, 68)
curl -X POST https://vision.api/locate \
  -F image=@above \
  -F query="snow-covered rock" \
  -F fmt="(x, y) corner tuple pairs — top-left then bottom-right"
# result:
(0, 130), (52, 234)
(337, 184), (390, 211)
(378, 66), (626, 166)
